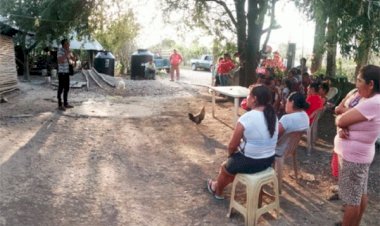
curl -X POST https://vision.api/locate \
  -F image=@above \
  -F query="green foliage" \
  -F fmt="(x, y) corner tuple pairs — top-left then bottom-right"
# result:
(95, 11), (138, 52)
(0, 0), (139, 75)
(94, 10), (139, 74)
(338, 1), (380, 59)
(0, 0), (123, 45)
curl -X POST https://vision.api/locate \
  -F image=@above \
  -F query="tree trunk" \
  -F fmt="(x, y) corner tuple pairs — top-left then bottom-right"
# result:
(354, 23), (372, 76)
(245, 0), (268, 87)
(325, 16), (337, 78)
(310, 11), (327, 74)
(235, 0), (247, 86)
(23, 50), (30, 81)
(261, 0), (277, 52)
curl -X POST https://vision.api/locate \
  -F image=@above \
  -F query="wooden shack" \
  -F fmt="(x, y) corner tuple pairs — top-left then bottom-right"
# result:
(0, 22), (18, 95)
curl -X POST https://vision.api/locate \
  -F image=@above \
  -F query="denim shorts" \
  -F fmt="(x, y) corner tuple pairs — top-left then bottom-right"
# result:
(225, 151), (274, 175)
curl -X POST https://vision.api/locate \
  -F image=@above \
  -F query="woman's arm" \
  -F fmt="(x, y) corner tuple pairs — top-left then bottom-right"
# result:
(278, 122), (285, 138)
(227, 122), (244, 156)
(336, 108), (367, 128)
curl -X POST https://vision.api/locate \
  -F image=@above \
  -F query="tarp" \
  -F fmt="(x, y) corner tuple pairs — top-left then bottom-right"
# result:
(52, 36), (104, 51)
(50, 32), (104, 51)
(68, 36), (104, 51)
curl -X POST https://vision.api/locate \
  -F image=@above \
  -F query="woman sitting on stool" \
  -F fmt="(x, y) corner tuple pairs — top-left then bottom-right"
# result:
(207, 85), (278, 199)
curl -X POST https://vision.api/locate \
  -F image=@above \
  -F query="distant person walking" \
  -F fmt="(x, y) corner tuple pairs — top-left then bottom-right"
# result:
(169, 49), (183, 81)
(57, 39), (76, 111)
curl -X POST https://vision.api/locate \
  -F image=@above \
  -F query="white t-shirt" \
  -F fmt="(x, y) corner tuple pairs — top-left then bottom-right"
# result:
(279, 111), (309, 134)
(275, 111), (309, 156)
(238, 110), (278, 159)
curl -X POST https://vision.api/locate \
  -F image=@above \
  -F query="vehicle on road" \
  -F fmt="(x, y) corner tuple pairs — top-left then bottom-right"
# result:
(190, 54), (213, 71)
(153, 54), (170, 73)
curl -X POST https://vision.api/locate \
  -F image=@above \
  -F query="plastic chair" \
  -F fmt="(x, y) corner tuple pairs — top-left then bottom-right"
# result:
(274, 131), (305, 193)
(326, 87), (338, 101)
(307, 108), (325, 155)
(325, 87), (340, 109)
(227, 167), (280, 226)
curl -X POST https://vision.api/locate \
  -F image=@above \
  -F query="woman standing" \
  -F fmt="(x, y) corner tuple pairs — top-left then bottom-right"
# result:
(207, 85), (278, 199)
(334, 65), (380, 226)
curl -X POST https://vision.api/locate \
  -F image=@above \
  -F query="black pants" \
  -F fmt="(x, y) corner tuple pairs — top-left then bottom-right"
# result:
(57, 73), (70, 106)
(225, 152), (274, 174)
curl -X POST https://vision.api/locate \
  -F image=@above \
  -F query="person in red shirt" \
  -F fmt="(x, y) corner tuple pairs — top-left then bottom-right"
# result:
(169, 49), (183, 81)
(305, 82), (324, 124)
(217, 53), (235, 86)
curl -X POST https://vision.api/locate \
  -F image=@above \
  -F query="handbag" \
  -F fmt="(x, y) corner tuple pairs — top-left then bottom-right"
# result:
(69, 64), (74, 76)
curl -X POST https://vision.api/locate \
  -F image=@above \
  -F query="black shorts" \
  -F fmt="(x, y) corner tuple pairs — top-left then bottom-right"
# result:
(225, 151), (274, 175)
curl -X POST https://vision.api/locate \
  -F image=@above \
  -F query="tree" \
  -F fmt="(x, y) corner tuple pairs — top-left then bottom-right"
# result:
(296, 0), (380, 77)
(338, 0), (380, 75)
(161, 0), (278, 87)
(95, 10), (139, 75)
(0, 0), (122, 80)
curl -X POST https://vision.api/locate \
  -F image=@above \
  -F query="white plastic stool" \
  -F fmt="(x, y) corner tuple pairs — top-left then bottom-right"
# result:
(227, 167), (280, 226)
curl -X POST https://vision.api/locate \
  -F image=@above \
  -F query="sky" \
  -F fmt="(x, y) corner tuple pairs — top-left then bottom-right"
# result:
(127, 1), (315, 58)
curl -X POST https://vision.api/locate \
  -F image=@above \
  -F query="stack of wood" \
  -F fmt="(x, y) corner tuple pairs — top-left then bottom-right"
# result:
(0, 35), (18, 95)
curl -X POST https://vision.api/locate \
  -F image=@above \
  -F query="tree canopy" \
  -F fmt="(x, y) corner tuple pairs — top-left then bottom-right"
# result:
(0, 0), (119, 43)
(94, 9), (139, 74)
(0, 0), (140, 77)
(295, 0), (380, 76)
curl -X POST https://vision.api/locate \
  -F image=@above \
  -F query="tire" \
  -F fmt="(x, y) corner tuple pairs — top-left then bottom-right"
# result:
(191, 64), (197, 71)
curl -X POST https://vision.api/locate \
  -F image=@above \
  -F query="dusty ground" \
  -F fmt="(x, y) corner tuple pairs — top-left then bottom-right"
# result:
(0, 75), (379, 226)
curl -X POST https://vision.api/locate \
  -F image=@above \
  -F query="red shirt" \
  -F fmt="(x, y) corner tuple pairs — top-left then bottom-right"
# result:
(170, 53), (182, 66)
(217, 59), (235, 74)
(306, 94), (324, 124)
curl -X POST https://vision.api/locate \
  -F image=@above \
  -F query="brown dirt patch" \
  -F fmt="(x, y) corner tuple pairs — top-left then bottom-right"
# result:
(0, 78), (379, 226)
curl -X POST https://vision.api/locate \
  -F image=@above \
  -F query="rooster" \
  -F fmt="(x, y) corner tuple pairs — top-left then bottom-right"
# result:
(188, 106), (206, 124)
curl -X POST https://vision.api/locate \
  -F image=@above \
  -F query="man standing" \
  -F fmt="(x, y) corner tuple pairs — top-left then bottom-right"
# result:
(169, 49), (183, 81)
(57, 39), (75, 111)
(297, 57), (309, 76)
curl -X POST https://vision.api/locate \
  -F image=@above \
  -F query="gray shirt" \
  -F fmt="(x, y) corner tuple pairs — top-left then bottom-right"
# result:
(57, 47), (69, 73)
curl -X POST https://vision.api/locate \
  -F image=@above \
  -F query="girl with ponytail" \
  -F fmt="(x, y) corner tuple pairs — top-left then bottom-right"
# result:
(207, 85), (278, 199)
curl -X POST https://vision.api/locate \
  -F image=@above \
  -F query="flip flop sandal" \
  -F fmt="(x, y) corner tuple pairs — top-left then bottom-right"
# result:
(206, 179), (224, 200)
(207, 179), (214, 194)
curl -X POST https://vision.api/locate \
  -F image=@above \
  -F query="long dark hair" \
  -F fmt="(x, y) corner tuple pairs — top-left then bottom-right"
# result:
(251, 85), (277, 137)
(288, 92), (309, 110)
(360, 65), (380, 93)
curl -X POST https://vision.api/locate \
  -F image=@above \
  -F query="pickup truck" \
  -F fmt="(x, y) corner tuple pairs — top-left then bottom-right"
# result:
(153, 54), (170, 73)
(190, 54), (213, 71)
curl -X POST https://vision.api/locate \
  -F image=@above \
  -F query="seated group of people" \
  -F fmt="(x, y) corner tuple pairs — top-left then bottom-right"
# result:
(207, 85), (310, 199)
(242, 70), (330, 124)
(207, 65), (380, 226)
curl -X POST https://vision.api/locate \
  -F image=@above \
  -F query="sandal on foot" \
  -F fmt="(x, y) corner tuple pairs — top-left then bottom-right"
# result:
(206, 179), (224, 200)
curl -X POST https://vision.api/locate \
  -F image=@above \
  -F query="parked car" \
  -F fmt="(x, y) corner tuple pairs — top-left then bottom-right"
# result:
(153, 54), (170, 73)
(190, 54), (213, 71)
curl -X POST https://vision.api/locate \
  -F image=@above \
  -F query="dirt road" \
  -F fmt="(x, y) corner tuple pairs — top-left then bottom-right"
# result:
(0, 75), (379, 226)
